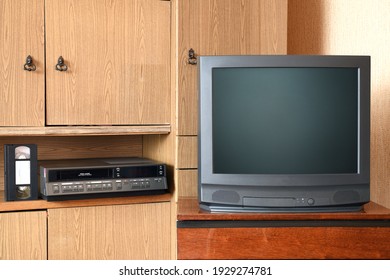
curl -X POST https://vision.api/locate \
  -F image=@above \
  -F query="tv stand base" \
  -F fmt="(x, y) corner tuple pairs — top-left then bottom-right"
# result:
(179, 198), (390, 259)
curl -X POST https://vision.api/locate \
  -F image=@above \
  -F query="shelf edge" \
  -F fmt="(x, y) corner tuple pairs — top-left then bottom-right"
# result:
(0, 125), (171, 136)
(0, 191), (172, 212)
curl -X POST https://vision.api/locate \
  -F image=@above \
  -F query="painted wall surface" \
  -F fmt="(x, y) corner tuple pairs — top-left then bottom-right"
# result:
(288, 0), (390, 208)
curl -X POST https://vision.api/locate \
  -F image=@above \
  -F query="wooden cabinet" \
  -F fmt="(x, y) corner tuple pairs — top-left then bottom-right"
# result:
(0, 0), (291, 261)
(0, 0), (45, 126)
(48, 202), (171, 259)
(0, 193), (172, 260)
(0, 211), (47, 260)
(45, 0), (171, 125)
(177, 0), (288, 136)
(177, 198), (390, 259)
(175, 0), (288, 197)
(1, 0), (170, 127)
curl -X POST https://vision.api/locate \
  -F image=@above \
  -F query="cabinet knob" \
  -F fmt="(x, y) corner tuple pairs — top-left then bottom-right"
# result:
(55, 56), (68, 71)
(24, 55), (36, 71)
(188, 48), (197, 65)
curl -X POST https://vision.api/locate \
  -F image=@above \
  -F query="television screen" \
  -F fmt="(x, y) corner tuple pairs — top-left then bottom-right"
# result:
(198, 55), (370, 212)
(212, 67), (358, 175)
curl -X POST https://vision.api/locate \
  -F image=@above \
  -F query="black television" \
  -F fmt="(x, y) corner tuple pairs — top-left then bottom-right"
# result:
(198, 55), (370, 212)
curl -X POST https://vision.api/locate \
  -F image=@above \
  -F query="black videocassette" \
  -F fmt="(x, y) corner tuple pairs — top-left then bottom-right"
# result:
(39, 157), (168, 201)
(4, 144), (39, 201)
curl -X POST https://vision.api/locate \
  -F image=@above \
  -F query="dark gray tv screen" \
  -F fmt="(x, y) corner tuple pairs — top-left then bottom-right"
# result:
(213, 67), (358, 175)
(198, 55), (370, 213)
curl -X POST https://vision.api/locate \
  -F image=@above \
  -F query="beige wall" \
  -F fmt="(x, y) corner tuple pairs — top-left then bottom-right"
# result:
(288, 0), (390, 208)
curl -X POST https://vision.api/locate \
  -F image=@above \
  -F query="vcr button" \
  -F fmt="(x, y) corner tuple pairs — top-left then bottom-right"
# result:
(62, 185), (72, 192)
(52, 185), (60, 193)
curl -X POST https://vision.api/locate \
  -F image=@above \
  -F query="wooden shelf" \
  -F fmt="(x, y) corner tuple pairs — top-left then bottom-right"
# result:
(0, 191), (172, 212)
(0, 125), (170, 137)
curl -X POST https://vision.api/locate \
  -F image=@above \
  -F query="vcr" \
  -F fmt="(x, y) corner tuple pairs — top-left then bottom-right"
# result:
(39, 157), (167, 201)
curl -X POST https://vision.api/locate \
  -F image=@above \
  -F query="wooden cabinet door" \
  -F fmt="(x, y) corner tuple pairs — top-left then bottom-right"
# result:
(0, 0), (45, 126)
(176, 0), (287, 197)
(45, 0), (170, 125)
(48, 202), (172, 259)
(177, 0), (288, 135)
(0, 211), (47, 259)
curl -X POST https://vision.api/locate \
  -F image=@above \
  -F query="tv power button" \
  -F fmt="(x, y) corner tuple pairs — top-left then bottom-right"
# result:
(307, 198), (315, 205)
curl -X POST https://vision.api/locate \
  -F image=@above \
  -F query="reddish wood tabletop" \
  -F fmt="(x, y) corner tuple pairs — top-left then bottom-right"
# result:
(177, 197), (390, 259)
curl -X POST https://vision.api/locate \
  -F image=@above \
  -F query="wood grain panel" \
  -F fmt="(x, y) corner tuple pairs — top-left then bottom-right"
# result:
(0, 0), (45, 126)
(288, 0), (390, 208)
(45, 0), (170, 125)
(177, 0), (288, 135)
(177, 136), (197, 168)
(48, 202), (172, 259)
(177, 169), (198, 197)
(177, 226), (390, 259)
(0, 135), (142, 190)
(144, 134), (174, 167)
(0, 211), (47, 259)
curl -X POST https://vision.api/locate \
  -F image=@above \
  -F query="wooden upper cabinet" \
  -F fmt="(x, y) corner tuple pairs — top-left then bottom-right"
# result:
(0, 0), (45, 126)
(177, 0), (288, 135)
(45, 0), (171, 125)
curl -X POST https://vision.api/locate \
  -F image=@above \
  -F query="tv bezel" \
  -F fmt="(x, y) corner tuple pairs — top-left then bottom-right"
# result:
(198, 55), (370, 212)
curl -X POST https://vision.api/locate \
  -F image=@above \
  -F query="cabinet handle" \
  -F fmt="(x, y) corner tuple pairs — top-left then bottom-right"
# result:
(24, 55), (36, 71)
(188, 48), (197, 65)
(55, 56), (68, 71)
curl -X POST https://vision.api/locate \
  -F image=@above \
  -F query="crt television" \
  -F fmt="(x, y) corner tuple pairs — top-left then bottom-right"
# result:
(198, 55), (370, 212)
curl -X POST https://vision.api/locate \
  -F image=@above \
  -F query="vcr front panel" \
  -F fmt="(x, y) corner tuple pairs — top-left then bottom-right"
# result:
(39, 157), (168, 201)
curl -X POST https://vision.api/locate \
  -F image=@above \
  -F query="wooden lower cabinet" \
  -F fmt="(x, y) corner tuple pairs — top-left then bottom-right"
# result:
(48, 202), (171, 260)
(0, 211), (47, 260)
(178, 226), (390, 259)
(177, 198), (390, 259)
